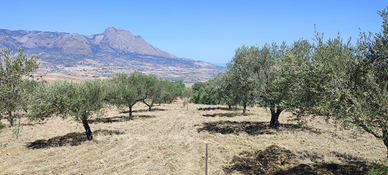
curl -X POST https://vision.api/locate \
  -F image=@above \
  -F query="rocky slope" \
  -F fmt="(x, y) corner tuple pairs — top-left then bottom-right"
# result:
(0, 27), (223, 82)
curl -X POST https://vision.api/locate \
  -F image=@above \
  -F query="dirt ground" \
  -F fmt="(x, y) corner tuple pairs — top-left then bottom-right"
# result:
(0, 100), (386, 174)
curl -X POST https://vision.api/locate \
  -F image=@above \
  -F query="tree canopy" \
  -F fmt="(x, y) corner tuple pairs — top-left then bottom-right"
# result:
(0, 48), (40, 127)
(212, 6), (388, 158)
(27, 80), (106, 140)
(300, 8), (388, 157)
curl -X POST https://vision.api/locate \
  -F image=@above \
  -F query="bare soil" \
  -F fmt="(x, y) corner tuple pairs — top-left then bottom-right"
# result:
(0, 101), (386, 174)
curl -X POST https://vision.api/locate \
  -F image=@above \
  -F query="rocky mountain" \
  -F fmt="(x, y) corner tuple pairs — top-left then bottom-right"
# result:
(0, 27), (223, 82)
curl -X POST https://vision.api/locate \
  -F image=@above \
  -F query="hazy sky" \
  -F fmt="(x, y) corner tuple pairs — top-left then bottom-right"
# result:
(0, 0), (386, 66)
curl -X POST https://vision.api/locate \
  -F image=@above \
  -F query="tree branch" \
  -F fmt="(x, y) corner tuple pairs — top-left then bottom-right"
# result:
(358, 120), (382, 139)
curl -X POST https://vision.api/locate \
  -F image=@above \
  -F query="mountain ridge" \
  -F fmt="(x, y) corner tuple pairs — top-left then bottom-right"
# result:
(0, 27), (222, 82)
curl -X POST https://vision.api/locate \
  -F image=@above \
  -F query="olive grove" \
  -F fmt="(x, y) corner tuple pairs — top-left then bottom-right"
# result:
(210, 6), (388, 157)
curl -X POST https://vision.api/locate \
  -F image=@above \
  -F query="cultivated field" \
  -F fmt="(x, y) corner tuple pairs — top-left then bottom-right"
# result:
(0, 100), (386, 174)
(32, 73), (107, 82)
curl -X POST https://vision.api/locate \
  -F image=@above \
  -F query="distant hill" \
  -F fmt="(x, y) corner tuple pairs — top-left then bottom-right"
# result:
(0, 27), (223, 82)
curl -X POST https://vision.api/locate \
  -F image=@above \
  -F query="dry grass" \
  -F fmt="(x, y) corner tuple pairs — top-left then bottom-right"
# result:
(0, 100), (386, 174)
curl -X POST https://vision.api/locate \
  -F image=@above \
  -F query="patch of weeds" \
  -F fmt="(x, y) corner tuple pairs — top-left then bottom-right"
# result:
(0, 143), (8, 148)
(11, 118), (23, 139)
(367, 163), (388, 175)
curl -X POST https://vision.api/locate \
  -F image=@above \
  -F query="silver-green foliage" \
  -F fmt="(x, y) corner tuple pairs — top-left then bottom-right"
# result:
(144, 78), (186, 109)
(283, 7), (388, 157)
(142, 77), (165, 111)
(313, 8), (388, 157)
(214, 71), (239, 108)
(27, 80), (106, 140)
(0, 48), (40, 127)
(105, 71), (186, 117)
(222, 42), (302, 128)
(106, 72), (157, 118)
(226, 46), (258, 113)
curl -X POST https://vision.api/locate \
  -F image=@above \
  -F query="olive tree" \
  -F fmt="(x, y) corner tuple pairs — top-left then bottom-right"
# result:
(106, 72), (156, 118)
(299, 8), (388, 157)
(0, 48), (40, 127)
(224, 46), (258, 113)
(221, 39), (316, 128)
(142, 77), (164, 111)
(225, 43), (304, 128)
(20, 78), (45, 113)
(160, 80), (186, 104)
(251, 43), (288, 128)
(158, 79), (174, 104)
(214, 71), (239, 109)
(172, 80), (186, 100)
(27, 80), (106, 140)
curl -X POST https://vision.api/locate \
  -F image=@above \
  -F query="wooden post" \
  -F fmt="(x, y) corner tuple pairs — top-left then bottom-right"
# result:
(206, 143), (208, 175)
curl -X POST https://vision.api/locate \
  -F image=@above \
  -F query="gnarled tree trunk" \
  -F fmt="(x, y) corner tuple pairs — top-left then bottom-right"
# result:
(269, 106), (283, 129)
(143, 100), (154, 111)
(128, 95), (148, 120)
(81, 115), (93, 140)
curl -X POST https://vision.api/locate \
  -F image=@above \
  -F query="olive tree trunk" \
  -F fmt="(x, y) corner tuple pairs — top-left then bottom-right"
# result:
(128, 105), (133, 119)
(243, 105), (247, 113)
(143, 100), (154, 111)
(269, 107), (283, 129)
(383, 130), (388, 158)
(7, 111), (15, 127)
(81, 115), (93, 140)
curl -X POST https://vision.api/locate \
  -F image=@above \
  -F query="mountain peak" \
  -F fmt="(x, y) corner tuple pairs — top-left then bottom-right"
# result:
(105, 26), (125, 32)
(93, 27), (173, 57)
(103, 26), (132, 35)
(107, 26), (121, 30)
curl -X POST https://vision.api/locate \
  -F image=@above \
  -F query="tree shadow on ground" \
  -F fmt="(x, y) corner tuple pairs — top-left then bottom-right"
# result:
(223, 145), (370, 175)
(88, 116), (124, 124)
(89, 114), (157, 123)
(22, 121), (47, 126)
(197, 121), (323, 136)
(26, 130), (125, 149)
(202, 112), (254, 118)
(197, 107), (234, 111)
(121, 108), (166, 113)
(135, 115), (157, 119)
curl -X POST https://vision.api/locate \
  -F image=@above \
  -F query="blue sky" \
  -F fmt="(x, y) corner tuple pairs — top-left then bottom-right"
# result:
(0, 0), (386, 66)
